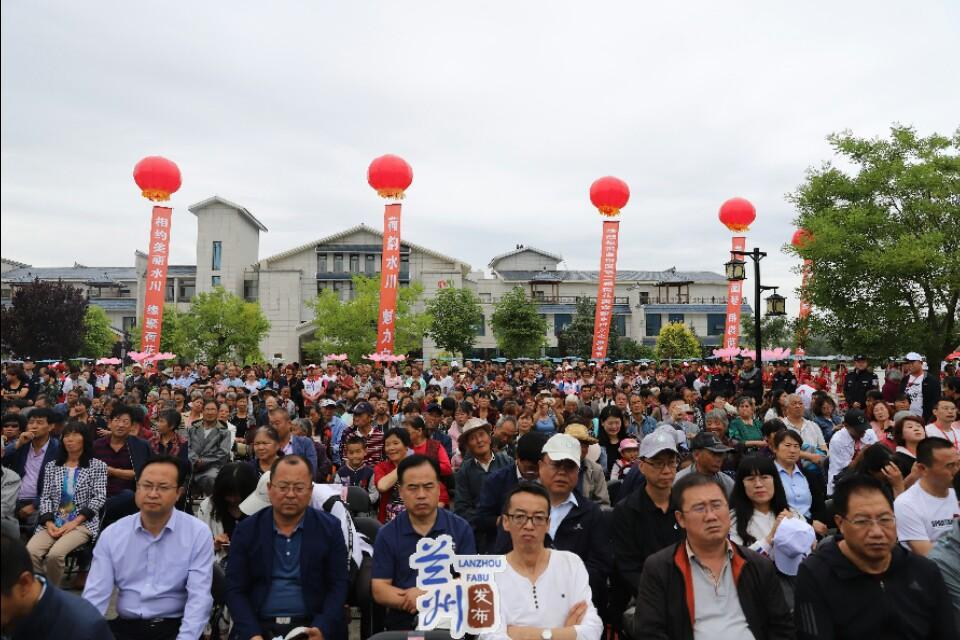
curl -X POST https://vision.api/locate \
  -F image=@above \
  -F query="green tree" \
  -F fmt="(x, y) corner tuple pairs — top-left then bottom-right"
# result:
(305, 275), (429, 362)
(789, 125), (960, 364)
(81, 305), (116, 358)
(490, 286), (548, 358)
(655, 322), (701, 361)
(175, 288), (270, 363)
(128, 305), (186, 356)
(618, 338), (656, 361)
(557, 298), (625, 361)
(0, 279), (87, 359)
(740, 314), (793, 350)
(426, 287), (483, 357)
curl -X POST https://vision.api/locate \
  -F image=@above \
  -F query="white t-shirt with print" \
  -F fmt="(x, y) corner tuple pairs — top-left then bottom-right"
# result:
(894, 482), (958, 548)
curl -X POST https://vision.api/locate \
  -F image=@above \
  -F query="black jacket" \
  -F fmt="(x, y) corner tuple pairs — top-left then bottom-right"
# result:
(612, 485), (683, 593)
(710, 372), (736, 398)
(738, 368), (764, 403)
(635, 541), (794, 640)
(7, 578), (114, 640)
(843, 367), (879, 408)
(900, 372), (942, 423)
(795, 537), (956, 640)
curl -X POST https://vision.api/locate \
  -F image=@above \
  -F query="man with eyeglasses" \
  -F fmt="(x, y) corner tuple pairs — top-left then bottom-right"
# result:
(795, 474), (956, 639)
(225, 455), (349, 640)
(635, 473), (794, 639)
(372, 454), (476, 631)
(83, 455), (213, 640)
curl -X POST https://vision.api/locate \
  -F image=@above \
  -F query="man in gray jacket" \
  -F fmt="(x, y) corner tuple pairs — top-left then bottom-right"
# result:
(187, 399), (231, 494)
(454, 418), (513, 523)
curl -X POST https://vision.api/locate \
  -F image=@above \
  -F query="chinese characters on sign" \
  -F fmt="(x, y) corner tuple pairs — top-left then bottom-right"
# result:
(411, 534), (504, 638)
(376, 203), (402, 355)
(722, 236), (747, 353)
(795, 258), (813, 375)
(140, 206), (173, 354)
(591, 220), (620, 360)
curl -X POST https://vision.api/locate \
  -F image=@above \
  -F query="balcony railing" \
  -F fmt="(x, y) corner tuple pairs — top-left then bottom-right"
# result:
(487, 295), (630, 305)
(641, 296), (741, 305)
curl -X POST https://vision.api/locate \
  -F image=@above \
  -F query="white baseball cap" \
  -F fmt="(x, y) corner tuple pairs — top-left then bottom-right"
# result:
(542, 433), (582, 466)
(638, 426), (680, 459)
(239, 472), (272, 515)
(904, 352), (924, 362)
(772, 517), (816, 576)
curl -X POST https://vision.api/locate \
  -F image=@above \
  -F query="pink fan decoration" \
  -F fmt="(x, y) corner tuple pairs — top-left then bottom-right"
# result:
(96, 357), (122, 365)
(324, 354), (349, 362)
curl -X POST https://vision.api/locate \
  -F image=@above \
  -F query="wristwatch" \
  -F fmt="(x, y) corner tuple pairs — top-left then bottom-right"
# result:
(541, 630), (553, 640)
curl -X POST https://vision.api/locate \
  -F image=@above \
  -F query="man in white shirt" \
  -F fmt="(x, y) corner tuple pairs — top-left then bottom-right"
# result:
(302, 365), (324, 409)
(926, 399), (959, 449)
(827, 409), (878, 495)
(894, 436), (959, 555)
(900, 352), (941, 423)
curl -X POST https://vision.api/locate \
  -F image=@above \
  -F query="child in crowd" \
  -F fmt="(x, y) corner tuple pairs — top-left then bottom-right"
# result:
(337, 435), (379, 506)
(610, 438), (639, 480)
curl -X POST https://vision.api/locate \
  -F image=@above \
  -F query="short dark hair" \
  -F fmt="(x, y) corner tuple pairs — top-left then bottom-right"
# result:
(502, 481), (551, 515)
(55, 421), (93, 467)
(761, 419), (786, 437)
(110, 404), (138, 422)
(26, 407), (54, 423)
(671, 472), (727, 512)
(138, 454), (186, 487)
(158, 409), (182, 430)
(404, 415), (428, 433)
(384, 427), (412, 449)
(397, 454), (441, 484)
(1, 412), (25, 430)
(0, 534), (33, 594)
(270, 453), (313, 478)
(833, 473), (893, 517)
(917, 437), (954, 467)
(865, 390), (884, 402)
(892, 414), (924, 446)
(344, 435), (366, 449)
(773, 428), (803, 448)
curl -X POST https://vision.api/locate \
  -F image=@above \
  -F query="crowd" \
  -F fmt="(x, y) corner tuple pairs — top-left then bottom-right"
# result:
(1, 351), (959, 639)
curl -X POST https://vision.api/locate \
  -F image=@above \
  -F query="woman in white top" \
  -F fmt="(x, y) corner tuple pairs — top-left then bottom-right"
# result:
(729, 455), (804, 556)
(481, 483), (603, 640)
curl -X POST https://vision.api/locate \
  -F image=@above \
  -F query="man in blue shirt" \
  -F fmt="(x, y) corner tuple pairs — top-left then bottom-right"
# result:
(372, 454), (476, 630)
(226, 455), (348, 640)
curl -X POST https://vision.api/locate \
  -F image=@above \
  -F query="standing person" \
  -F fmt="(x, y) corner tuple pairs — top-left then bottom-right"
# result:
(828, 409), (879, 495)
(371, 455), (477, 631)
(737, 356), (764, 404)
(224, 455), (348, 640)
(26, 422), (107, 587)
(634, 473), (794, 639)
(901, 352), (941, 423)
(1, 534), (113, 640)
(453, 418), (513, 524)
(319, 398), (349, 466)
(2, 408), (61, 530)
(894, 437), (959, 555)
(82, 455), (214, 640)
(479, 483), (604, 640)
(844, 354), (879, 410)
(926, 398), (959, 449)
(794, 475), (956, 639)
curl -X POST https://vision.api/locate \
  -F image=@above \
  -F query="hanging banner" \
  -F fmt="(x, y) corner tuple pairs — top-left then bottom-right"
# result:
(140, 206), (173, 354)
(376, 203), (402, 354)
(591, 220), (620, 360)
(722, 236), (747, 354)
(795, 258), (813, 376)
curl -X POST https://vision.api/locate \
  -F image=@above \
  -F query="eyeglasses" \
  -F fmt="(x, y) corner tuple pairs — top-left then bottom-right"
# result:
(545, 460), (579, 474)
(841, 515), (896, 529)
(505, 512), (549, 527)
(271, 483), (311, 495)
(137, 482), (177, 494)
(683, 500), (728, 516)
(641, 457), (677, 471)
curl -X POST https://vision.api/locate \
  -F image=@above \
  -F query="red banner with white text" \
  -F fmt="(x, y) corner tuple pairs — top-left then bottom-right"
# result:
(591, 220), (620, 360)
(795, 258), (813, 374)
(376, 203), (402, 354)
(140, 206), (173, 354)
(722, 236), (747, 353)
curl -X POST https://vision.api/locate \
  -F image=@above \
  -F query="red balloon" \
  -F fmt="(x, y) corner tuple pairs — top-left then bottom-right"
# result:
(368, 154), (413, 199)
(718, 197), (756, 232)
(133, 156), (181, 202)
(589, 176), (630, 217)
(791, 228), (813, 248)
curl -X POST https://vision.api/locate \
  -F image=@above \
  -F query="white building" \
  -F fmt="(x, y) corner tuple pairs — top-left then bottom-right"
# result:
(2, 196), (748, 360)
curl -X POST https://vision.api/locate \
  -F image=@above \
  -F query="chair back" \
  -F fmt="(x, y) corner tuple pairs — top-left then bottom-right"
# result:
(354, 516), (381, 544)
(346, 485), (371, 515)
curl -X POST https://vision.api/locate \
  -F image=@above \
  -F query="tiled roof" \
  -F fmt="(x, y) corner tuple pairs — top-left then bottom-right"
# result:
(497, 270), (727, 283)
(1, 265), (196, 283)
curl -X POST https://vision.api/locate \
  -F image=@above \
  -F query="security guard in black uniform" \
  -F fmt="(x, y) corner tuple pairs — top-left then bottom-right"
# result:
(710, 361), (736, 398)
(843, 354), (879, 409)
(771, 360), (798, 393)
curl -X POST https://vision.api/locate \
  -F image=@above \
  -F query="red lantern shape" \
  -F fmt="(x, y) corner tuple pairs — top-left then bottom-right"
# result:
(718, 197), (756, 232)
(133, 156), (182, 202)
(368, 154), (413, 199)
(589, 176), (630, 217)
(791, 228), (813, 248)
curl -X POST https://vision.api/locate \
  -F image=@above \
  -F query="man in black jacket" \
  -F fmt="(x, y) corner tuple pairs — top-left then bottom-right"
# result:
(795, 474), (956, 639)
(900, 352), (942, 423)
(843, 355), (879, 410)
(634, 473), (794, 640)
(737, 357), (764, 403)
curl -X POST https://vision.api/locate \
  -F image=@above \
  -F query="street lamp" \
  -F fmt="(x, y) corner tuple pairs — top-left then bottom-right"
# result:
(727, 247), (783, 371)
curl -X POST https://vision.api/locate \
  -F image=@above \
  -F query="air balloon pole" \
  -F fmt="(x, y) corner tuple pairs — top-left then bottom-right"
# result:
(588, 177), (630, 361)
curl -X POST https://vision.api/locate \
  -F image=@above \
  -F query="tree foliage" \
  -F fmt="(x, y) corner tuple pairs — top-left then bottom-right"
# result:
(788, 125), (960, 364)
(740, 314), (793, 350)
(175, 288), (270, 364)
(81, 305), (116, 358)
(655, 322), (701, 361)
(426, 287), (483, 357)
(618, 338), (656, 361)
(1, 279), (87, 359)
(305, 275), (429, 362)
(557, 298), (625, 361)
(128, 305), (186, 356)
(490, 286), (548, 358)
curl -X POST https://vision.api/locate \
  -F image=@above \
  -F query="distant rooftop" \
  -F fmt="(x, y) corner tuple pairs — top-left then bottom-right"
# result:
(496, 269), (727, 283)
(1, 264), (196, 283)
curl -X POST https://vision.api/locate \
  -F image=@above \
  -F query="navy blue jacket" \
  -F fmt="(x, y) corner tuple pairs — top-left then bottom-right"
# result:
(3, 438), (61, 508)
(7, 577), (113, 640)
(472, 463), (519, 552)
(225, 506), (349, 640)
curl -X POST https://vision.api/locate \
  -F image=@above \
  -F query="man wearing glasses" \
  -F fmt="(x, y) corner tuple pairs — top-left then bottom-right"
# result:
(795, 474), (956, 639)
(82, 455), (213, 640)
(634, 473), (793, 639)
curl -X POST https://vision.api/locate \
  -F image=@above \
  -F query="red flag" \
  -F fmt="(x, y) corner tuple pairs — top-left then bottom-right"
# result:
(721, 236), (747, 355)
(376, 203), (402, 354)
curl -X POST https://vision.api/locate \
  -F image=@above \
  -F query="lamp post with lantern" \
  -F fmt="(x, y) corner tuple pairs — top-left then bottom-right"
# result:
(725, 248), (787, 371)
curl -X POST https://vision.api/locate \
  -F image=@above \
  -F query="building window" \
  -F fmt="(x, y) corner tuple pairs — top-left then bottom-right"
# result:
(122, 316), (136, 333)
(476, 315), (486, 337)
(554, 313), (572, 335)
(318, 254), (327, 273)
(211, 276), (221, 287)
(645, 314), (662, 337)
(668, 313), (685, 324)
(334, 254), (344, 273)
(638, 291), (650, 305)
(365, 254), (375, 275)
(350, 254), (360, 273)
(479, 293), (492, 303)
(165, 279), (175, 302)
(614, 314), (627, 336)
(399, 254), (410, 279)
(244, 280), (258, 301)
(333, 280), (352, 301)
(707, 313), (726, 336)
(179, 281), (195, 302)
(212, 241), (222, 271)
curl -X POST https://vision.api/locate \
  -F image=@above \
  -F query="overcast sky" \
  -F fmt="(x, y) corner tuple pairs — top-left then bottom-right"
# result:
(2, 2), (958, 313)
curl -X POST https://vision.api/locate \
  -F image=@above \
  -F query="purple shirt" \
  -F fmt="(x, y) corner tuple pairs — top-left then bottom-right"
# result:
(20, 440), (50, 500)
